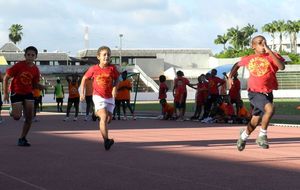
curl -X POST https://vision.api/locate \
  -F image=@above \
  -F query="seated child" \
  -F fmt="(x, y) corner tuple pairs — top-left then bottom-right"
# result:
(214, 97), (235, 123)
(160, 99), (175, 120)
(237, 100), (251, 124)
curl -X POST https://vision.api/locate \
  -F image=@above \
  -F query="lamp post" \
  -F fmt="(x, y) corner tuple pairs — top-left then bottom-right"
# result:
(119, 34), (123, 65)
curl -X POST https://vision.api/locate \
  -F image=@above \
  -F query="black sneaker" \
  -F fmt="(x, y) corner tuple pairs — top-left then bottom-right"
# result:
(18, 137), (31, 147)
(104, 139), (114, 151)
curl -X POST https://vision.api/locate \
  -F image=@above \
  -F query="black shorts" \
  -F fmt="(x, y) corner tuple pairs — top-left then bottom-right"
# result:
(10, 92), (34, 104)
(174, 101), (186, 109)
(56, 98), (63, 103)
(248, 91), (273, 116)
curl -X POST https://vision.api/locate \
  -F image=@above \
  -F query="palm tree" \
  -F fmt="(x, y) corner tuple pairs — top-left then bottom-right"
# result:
(272, 20), (286, 52)
(262, 23), (276, 50)
(241, 23), (257, 49)
(284, 20), (299, 53)
(8, 24), (23, 44)
(227, 26), (244, 50)
(214, 34), (229, 51)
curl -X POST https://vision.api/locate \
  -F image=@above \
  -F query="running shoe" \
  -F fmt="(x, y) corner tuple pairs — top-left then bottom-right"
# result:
(237, 129), (246, 151)
(256, 135), (269, 149)
(104, 139), (114, 151)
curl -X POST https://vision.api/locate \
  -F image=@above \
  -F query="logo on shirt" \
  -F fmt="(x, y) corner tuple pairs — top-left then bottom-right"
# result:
(248, 57), (270, 77)
(20, 72), (33, 85)
(95, 73), (112, 87)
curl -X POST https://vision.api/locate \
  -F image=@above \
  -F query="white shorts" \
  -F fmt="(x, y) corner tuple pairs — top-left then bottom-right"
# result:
(93, 95), (115, 114)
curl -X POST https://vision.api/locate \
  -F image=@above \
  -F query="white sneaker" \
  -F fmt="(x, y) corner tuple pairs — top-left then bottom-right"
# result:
(84, 115), (89, 121)
(73, 117), (78, 121)
(63, 117), (69, 121)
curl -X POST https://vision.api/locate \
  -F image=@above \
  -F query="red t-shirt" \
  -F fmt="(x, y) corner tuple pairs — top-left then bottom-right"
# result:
(208, 76), (224, 95)
(162, 103), (175, 116)
(158, 82), (168, 99)
(174, 76), (190, 102)
(229, 78), (241, 100)
(6, 61), (40, 95)
(84, 64), (119, 98)
(196, 82), (208, 103)
(238, 53), (285, 93)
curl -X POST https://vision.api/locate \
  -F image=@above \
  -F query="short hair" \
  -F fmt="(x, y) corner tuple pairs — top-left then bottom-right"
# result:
(251, 35), (266, 45)
(97, 46), (111, 55)
(176, 70), (184, 77)
(25, 46), (38, 55)
(159, 75), (166, 82)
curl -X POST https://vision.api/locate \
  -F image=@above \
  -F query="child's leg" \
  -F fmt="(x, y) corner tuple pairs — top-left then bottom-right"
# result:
(74, 99), (79, 118)
(65, 100), (72, 117)
(97, 109), (109, 139)
(21, 100), (34, 138)
(11, 102), (23, 120)
(260, 103), (274, 130)
(121, 100), (127, 118)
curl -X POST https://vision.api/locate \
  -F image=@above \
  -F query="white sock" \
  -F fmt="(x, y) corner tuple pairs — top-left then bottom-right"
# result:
(241, 130), (249, 141)
(259, 128), (267, 137)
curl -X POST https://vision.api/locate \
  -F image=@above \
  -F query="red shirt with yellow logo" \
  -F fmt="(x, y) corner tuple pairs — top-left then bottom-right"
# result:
(6, 61), (40, 95)
(238, 53), (285, 93)
(84, 64), (119, 98)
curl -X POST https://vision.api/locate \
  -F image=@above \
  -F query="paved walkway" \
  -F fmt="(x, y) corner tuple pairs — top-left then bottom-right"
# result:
(0, 112), (300, 190)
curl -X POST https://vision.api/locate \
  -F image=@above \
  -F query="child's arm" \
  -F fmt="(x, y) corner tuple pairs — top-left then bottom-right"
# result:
(263, 40), (285, 70)
(228, 62), (240, 86)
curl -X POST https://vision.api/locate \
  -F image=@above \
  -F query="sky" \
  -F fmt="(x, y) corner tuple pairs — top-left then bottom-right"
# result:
(0, 0), (299, 56)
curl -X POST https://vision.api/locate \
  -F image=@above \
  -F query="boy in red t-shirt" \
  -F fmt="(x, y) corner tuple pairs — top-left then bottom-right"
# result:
(173, 70), (193, 121)
(229, 35), (285, 151)
(229, 72), (241, 115)
(80, 46), (119, 151)
(201, 69), (225, 121)
(158, 75), (169, 118)
(3, 46), (46, 146)
(191, 74), (208, 120)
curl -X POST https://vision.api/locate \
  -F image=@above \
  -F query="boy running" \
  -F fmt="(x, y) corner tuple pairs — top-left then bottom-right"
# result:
(3, 46), (45, 146)
(229, 35), (285, 151)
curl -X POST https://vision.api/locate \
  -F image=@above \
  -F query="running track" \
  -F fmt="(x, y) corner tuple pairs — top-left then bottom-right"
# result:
(0, 112), (299, 190)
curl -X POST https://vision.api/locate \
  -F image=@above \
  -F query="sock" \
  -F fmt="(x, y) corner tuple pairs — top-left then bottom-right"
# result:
(241, 130), (249, 141)
(259, 128), (267, 137)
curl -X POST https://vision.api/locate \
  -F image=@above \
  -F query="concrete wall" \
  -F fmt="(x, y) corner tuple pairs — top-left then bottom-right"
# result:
(157, 53), (210, 69)
(135, 58), (164, 78)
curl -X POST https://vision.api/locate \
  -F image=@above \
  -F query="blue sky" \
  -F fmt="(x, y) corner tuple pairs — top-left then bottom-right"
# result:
(0, 0), (299, 55)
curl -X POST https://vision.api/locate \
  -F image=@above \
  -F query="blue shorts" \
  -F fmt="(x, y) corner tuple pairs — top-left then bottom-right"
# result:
(248, 91), (273, 116)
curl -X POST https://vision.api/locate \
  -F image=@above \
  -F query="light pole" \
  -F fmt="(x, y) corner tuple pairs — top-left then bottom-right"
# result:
(119, 34), (123, 65)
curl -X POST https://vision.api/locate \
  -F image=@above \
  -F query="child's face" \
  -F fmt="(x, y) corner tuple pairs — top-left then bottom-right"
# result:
(252, 36), (266, 54)
(97, 49), (111, 66)
(24, 50), (37, 63)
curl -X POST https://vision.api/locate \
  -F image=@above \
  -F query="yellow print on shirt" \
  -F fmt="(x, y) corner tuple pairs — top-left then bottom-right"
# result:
(248, 57), (270, 77)
(20, 72), (33, 85)
(95, 73), (112, 88)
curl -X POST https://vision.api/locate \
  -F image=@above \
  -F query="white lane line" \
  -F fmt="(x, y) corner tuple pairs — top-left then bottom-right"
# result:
(0, 171), (46, 190)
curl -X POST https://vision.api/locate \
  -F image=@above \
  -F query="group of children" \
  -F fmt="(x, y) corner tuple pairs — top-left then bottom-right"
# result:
(3, 35), (286, 152)
(158, 70), (250, 124)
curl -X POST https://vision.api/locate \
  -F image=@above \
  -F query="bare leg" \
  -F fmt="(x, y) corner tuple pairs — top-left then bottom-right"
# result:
(11, 102), (23, 120)
(260, 103), (274, 130)
(97, 109), (109, 140)
(21, 100), (34, 138)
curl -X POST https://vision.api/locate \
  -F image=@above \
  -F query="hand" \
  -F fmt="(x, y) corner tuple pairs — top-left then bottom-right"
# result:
(262, 40), (271, 53)
(3, 93), (9, 103)
(80, 94), (85, 102)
